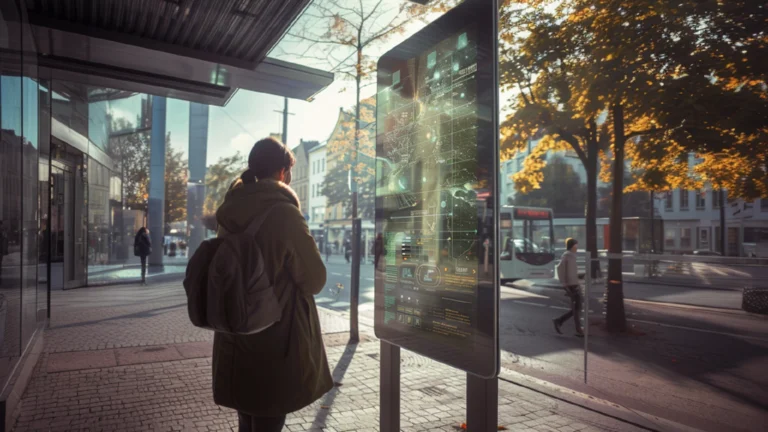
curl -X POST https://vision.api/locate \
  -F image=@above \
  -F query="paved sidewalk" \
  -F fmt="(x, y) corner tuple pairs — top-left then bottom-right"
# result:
(12, 282), (644, 431)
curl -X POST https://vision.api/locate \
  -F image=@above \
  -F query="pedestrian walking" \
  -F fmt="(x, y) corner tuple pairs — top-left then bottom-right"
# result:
(212, 137), (331, 432)
(344, 239), (351, 263)
(0, 221), (7, 283)
(553, 238), (584, 337)
(133, 227), (152, 284)
(374, 233), (385, 271)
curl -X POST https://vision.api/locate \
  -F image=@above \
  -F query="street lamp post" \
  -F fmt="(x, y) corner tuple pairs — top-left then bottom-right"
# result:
(719, 189), (726, 256)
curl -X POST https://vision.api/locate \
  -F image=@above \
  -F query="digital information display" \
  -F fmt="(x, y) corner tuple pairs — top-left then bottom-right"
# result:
(374, 0), (499, 378)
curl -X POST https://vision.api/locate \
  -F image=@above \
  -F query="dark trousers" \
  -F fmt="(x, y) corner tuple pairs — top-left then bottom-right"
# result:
(237, 412), (286, 432)
(556, 285), (582, 331)
(140, 255), (147, 282)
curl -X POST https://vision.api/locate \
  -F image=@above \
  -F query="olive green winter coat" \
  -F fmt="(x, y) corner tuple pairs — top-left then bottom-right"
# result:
(212, 178), (332, 416)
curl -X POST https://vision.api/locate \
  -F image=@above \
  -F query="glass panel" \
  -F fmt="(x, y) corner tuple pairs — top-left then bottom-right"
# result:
(0, 3), (24, 387)
(37, 80), (50, 320)
(499, 1), (768, 430)
(21, 71), (39, 349)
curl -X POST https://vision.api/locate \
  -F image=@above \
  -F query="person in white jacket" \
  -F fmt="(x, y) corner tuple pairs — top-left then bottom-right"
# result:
(554, 238), (584, 337)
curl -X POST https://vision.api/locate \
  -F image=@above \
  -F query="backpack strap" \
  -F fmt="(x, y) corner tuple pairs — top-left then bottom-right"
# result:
(243, 203), (295, 236)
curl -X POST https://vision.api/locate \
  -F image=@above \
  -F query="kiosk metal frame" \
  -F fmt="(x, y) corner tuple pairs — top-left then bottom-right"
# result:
(375, 0), (500, 430)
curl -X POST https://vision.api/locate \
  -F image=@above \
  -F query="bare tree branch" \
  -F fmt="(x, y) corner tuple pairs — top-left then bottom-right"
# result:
(555, 127), (588, 166)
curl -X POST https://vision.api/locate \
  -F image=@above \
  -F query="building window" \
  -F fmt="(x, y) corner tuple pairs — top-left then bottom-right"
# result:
(321, 158), (325, 172)
(680, 228), (692, 249)
(665, 228), (676, 248)
(696, 191), (706, 210)
(713, 190), (723, 209)
(680, 189), (689, 210)
(665, 193), (673, 210)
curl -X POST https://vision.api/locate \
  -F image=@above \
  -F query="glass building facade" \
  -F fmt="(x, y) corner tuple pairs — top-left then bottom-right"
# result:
(0, 0), (46, 395)
(0, 2), (197, 397)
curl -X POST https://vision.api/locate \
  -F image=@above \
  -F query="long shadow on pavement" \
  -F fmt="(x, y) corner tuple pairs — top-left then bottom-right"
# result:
(311, 341), (358, 429)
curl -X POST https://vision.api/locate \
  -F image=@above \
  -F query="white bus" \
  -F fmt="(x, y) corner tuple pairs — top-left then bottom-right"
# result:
(500, 206), (556, 283)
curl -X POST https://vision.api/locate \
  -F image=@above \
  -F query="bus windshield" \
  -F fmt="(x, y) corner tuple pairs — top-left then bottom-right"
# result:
(501, 208), (554, 258)
(511, 219), (553, 254)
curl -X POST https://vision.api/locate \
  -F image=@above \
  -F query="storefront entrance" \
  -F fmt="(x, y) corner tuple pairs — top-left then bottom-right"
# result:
(50, 155), (86, 289)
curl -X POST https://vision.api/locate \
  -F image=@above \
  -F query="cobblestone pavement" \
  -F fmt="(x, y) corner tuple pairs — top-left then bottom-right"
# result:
(13, 281), (643, 432)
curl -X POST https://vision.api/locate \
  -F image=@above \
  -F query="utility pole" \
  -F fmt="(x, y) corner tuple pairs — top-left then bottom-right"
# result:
(649, 191), (655, 253)
(273, 98), (294, 144)
(719, 189), (726, 256)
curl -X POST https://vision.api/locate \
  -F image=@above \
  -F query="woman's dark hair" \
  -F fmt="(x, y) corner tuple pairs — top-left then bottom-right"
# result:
(240, 137), (295, 184)
(137, 227), (147, 235)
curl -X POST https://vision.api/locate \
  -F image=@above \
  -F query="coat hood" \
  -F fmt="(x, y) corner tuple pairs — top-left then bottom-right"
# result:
(216, 179), (300, 234)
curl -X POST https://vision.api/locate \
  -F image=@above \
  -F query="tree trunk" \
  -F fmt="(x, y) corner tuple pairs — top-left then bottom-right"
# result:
(349, 45), (363, 343)
(585, 134), (600, 278)
(606, 103), (627, 332)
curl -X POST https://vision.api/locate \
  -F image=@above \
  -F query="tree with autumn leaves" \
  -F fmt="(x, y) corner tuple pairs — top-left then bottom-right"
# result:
(282, 0), (454, 220)
(323, 99), (377, 219)
(108, 120), (188, 231)
(499, 0), (767, 331)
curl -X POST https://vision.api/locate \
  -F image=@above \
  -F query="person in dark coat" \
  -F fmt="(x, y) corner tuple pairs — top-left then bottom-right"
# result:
(134, 227), (152, 284)
(374, 233), (385, 271)
(213, 137), (332, 432)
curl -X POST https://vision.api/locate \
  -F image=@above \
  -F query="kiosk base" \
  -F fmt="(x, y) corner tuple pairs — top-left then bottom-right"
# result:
(379, 341), (499, 432)
(467, 374), (498, 431)
(380, 341), (400, 432)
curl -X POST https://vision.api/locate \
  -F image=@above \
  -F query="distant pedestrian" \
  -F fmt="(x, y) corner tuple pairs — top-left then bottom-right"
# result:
(212, 137), (331, 432)
(134, 227), (152, 285)
(344, 239), (351, 263)
(554, 238), (584, 337)
(325, 243), (332, 263)
(374, 233), (385, 271)
(0, 221), (7, 283)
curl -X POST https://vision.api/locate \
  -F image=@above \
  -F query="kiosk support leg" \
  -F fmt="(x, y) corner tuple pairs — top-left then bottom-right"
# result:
(380, 341), (400, 432)
(467, 375), (498, 431)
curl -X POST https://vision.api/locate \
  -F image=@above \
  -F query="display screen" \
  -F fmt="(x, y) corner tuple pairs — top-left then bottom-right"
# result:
(375, 0), (498, 378)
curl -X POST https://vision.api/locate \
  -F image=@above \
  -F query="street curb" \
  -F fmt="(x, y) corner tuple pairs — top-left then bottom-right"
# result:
(510, 281), (747, 314)
(81, 272), (185, 289)
(624, 298), (751, 316)
(498, 369), (699, 432)
(623, 277), (746, 292)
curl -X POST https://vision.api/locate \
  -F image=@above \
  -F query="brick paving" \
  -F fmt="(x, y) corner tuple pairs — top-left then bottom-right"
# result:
(12, 281), (641, 431)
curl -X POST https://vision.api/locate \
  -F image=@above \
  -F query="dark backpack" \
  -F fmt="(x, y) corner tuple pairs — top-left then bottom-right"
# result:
(183, 204), (287, 334)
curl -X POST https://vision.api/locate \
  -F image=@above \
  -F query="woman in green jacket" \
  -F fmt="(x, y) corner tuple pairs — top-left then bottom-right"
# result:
(213, 137), (332, 432)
